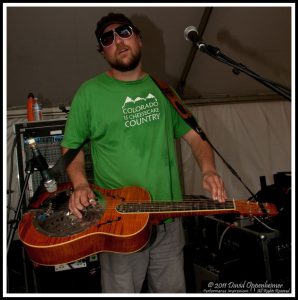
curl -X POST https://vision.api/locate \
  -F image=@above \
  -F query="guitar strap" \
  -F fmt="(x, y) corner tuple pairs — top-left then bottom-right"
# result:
(49, 138), (90, 181)
(150, 76), (207, 141)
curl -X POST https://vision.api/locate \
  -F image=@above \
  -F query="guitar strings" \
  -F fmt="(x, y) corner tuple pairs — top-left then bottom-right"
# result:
(36, 196), (265, 215)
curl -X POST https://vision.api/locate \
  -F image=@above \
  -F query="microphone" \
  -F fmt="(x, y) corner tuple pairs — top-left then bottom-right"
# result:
(184, 25), (200, 43)
(184, 25), (221, 56)
(27, 137), (58, 193)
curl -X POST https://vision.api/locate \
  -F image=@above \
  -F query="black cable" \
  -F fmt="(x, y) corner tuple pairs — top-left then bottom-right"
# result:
(7, 136), (18, 220)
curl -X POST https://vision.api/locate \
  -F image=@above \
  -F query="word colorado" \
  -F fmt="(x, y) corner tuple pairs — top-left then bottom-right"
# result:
(122, 94), (160, 128)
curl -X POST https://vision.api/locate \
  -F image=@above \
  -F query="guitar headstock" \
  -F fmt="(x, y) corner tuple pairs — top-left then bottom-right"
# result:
(234, 200), (279, 217)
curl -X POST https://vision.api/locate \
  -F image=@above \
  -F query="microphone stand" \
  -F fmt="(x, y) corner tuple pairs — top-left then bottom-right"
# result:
(7, 162), (32, 292)
(7, 160), (34, 253)
(7, 158), (45, 254)
(6, 157), (45, 293)
(197, 43), (291, 101)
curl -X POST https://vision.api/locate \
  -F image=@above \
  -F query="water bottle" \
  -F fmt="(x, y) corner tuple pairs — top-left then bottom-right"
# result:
(33, 97), (43, 121)
(26, 92), (35, 121)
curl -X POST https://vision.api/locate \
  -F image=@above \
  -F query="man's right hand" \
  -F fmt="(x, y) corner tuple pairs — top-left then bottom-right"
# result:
(68, 184), (96, 219)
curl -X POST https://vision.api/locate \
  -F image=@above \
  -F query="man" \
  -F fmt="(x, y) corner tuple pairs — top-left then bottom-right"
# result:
(61, 12), (227, 293)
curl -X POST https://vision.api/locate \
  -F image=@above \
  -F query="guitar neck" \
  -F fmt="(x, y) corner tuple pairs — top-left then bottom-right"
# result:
(117, 199), (237, 223)
(116, 198), (278, 224)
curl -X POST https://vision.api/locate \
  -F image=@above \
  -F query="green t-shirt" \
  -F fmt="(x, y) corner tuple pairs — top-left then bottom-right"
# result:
(61, 73), (191, 201)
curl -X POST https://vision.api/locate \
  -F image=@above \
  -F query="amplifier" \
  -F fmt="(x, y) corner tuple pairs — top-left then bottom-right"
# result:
(194, 214), (291, 285)
(7, 240), (101, 293)
(193, 263), (219, 292)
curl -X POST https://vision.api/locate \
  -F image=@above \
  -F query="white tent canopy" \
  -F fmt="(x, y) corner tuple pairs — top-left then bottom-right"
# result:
(6, 4), (292, 108)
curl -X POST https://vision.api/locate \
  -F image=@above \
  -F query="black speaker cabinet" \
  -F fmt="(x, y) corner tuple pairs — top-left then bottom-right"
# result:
(7, 240), (101, 293)
(191, 215), (291, 291)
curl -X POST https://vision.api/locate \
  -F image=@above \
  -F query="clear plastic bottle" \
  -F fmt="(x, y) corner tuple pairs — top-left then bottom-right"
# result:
(33, 97), (43, 120)
(27, 93), (35, 121)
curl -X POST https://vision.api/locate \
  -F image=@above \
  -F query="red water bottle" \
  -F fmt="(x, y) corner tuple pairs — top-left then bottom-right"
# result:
(27, 92), (35, 121)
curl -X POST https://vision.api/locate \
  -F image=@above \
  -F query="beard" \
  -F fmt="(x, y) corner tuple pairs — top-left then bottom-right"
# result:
(107, 48), (142, 72)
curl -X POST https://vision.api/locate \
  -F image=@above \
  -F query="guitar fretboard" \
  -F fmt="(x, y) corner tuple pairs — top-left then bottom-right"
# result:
(116, 199), (236, 213)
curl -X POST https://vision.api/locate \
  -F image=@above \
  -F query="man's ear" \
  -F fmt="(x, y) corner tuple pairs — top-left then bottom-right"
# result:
(97, 44), (104, 55)
(137, 35), (143, 48)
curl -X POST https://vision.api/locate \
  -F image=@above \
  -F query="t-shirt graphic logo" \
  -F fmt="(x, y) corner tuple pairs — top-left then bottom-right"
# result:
(122, 93), (160, 128)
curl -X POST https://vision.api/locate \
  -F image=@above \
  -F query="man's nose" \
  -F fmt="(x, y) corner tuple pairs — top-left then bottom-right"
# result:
(114, 32), (124, 45)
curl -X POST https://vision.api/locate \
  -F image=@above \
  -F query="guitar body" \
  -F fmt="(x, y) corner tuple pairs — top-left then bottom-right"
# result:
(18, 182), (152, 266)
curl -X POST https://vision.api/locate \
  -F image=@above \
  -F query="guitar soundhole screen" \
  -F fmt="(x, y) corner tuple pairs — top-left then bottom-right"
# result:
(33, 189), (104, 237)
